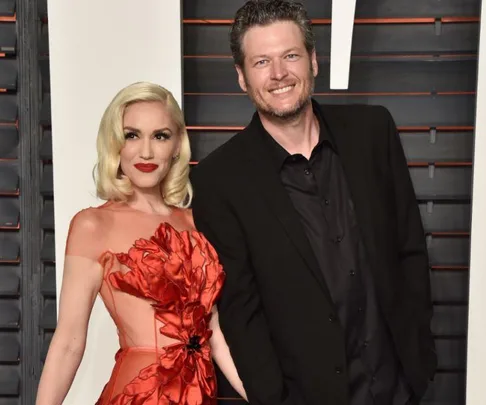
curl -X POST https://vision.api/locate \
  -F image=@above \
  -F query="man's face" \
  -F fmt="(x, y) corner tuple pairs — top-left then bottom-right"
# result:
(236, 20), (318, 120)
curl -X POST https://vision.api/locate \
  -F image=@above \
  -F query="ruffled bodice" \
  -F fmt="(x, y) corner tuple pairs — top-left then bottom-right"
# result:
(64, 202), (225, 404)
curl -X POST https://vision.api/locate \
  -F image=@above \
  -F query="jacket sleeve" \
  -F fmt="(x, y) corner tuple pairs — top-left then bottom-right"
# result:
(383, 106), (437, 373)
(191, 167), (304, 405)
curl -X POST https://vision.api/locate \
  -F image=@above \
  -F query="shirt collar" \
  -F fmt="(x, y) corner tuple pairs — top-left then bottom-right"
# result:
(259, 98), (336, 171)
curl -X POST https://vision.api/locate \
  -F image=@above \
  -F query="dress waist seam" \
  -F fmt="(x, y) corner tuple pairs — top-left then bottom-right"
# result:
(118, 346), (161, 353)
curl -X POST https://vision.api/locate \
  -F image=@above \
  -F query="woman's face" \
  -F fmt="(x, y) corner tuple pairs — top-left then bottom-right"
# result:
(119, 101), (180, 193)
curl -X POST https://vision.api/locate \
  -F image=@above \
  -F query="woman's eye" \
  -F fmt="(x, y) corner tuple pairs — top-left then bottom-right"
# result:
(124, 132), (137, 140)
(154, 132), (171, 140)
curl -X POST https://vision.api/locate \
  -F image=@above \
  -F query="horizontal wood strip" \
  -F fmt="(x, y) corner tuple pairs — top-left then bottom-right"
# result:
(187, 126), (475, 132)
(183, 17), (480, 24)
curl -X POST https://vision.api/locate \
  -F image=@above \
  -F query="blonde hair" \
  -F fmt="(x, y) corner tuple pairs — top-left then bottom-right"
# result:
(94, 82), (192, 207)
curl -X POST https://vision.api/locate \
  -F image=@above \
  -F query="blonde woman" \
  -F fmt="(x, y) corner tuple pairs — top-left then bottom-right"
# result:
(35, 82), (247, 405)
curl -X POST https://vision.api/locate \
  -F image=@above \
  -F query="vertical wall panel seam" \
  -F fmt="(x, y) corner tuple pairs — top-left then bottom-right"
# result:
(17, 0), (42, 402)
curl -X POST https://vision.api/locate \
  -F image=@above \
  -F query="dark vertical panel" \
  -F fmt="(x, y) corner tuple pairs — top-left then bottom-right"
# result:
(39, 15), (54, 379)
(17, 0), (43, 402)
(0, 1), (20, 403)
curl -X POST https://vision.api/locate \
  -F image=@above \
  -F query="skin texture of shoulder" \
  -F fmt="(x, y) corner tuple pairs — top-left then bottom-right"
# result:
(64, 206), (113, 261)
(68, 206), (107, 238)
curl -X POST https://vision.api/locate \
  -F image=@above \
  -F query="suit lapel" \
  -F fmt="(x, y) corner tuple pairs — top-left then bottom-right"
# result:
(240, 115), (334, 304)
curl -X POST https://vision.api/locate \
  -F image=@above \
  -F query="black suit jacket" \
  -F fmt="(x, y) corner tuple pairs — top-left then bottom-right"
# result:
(191, 104), (437, 405)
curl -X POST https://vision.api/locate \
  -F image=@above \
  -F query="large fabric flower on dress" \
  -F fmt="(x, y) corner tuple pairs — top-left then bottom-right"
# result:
(105, 302), (216, 404)
(109, 223), (224, 312)
(104, 222), (225, 405)
(156, 302), (216, 404)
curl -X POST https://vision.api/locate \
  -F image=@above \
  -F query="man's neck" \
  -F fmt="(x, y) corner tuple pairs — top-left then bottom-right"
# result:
(259, 102), (319, 159)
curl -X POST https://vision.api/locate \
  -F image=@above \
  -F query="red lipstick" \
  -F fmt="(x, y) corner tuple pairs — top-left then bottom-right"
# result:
(134, 163), (159, 173)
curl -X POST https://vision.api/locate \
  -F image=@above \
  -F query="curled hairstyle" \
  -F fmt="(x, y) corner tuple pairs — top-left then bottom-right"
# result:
(229, 0), (315, 67)
(94, 82), (192, 208)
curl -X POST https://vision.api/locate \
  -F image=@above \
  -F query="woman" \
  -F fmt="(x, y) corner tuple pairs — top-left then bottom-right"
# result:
(35, 82), (247, 404)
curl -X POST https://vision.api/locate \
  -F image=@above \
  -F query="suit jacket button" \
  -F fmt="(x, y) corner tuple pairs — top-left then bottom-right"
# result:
(335, 367), (342, 374)
(329, 314), (336, 322)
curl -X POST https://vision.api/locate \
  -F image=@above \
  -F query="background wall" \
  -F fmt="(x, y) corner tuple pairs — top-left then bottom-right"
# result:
(0, 0), (482, 404)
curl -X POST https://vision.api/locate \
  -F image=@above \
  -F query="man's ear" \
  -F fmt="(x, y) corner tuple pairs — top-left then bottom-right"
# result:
(311, 50), (318, 77)
(235, 64), (248, 92)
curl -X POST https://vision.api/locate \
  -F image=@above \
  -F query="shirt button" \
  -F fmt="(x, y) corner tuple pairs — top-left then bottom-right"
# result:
(335, 236), (342, 243)
(329, 314), (336, 322)
(324, 199), (330, 205)
(304, 168), (311, 175)
(335, 367), (342, 375)
(363, 340), (369, 348)
(349, 270), (356, 276)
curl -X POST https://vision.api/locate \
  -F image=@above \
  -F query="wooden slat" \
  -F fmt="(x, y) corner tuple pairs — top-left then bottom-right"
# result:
(183, 23), (479, 56)
(183, 17), (481, 24)
(182, 0), (481, 19)
(183, 94), (476, 128)
(183, 57), (478, 93)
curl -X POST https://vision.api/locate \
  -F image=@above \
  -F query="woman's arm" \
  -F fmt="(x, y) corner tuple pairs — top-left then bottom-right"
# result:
(36, 211), (103, 405)
(210, 306), (248, 401)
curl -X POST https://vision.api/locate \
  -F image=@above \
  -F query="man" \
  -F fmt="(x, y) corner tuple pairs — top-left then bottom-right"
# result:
(191, 1), (437, 404)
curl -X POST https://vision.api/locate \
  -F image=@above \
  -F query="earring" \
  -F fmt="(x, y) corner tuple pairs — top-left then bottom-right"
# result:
(172, 154), (180, 162)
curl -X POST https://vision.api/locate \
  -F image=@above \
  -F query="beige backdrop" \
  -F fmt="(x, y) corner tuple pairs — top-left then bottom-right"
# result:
(47, 0), (182, 403)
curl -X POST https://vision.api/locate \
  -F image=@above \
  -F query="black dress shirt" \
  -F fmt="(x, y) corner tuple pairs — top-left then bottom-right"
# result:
(261, 100), (414, 405)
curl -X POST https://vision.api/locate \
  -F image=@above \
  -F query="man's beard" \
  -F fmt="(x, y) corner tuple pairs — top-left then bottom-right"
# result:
(244, 68), (315, 122)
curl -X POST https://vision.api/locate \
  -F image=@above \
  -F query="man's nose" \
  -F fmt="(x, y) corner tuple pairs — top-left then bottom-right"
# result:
(270, 59), (288, 80)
